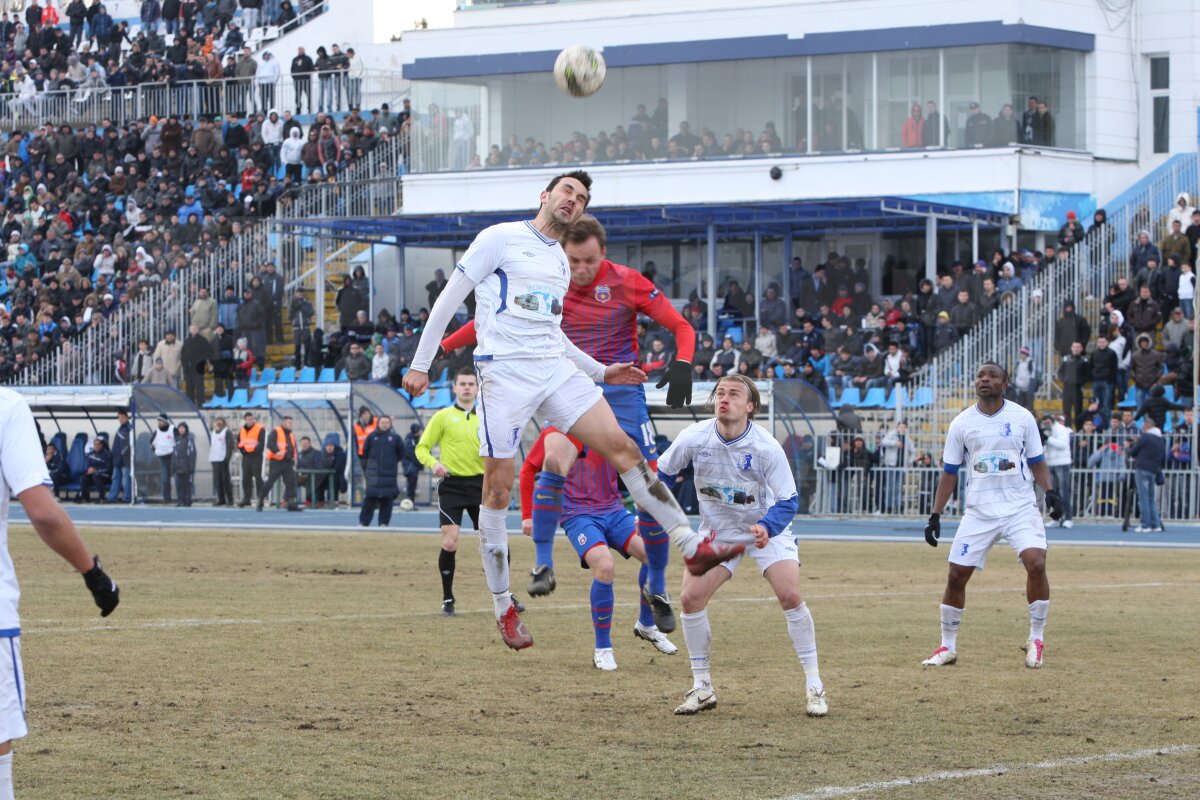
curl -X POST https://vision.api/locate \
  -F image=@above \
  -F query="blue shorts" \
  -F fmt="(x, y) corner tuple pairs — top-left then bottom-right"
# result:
(563, 508), (637, 568)
(602, 384), (656, 461)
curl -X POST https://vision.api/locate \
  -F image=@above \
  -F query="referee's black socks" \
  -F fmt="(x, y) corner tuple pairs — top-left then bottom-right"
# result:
(439, 549), (456, 601)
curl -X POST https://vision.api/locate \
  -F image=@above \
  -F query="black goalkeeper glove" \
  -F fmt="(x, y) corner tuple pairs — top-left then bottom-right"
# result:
(82, 556), (120, 617)
(655, 360), (693, 409)
(1044, 489), (1064, 521)
(924, 513), (941, 547)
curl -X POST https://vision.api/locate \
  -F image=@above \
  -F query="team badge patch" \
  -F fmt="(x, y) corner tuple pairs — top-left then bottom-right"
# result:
(594, 285), (612, 303)
(577, 533), (588, 547)
(739, 453), (753, 470)
(509, 427), (521, 448)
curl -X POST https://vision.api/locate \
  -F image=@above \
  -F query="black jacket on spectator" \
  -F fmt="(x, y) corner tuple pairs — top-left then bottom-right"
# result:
(237, 298), (265, 332)
(1058, 353), (1089, 386)
(361, 427), (404, 499)
(1130, 336), (1166, 389)
(1129, 429), (1165, 475)
(181, 331), (211, 374)
(1089, 346), (1118, 384)
(1135, 387), (1183, 429)
(1127, 296), (1162, 333)
(86, 447), (113, 480)
(1053, 305), (1090, 355)
(112, 420), (132, 468)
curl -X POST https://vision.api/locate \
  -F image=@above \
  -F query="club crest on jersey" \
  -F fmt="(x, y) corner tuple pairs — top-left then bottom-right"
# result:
(649, 288), (660, 300)
(738, 453), (753, 470)
(508, 427), (520, 448)
(577, 533), (588, 547)
(594, 284), (612, 303)
(1002, 422), (1012, 436)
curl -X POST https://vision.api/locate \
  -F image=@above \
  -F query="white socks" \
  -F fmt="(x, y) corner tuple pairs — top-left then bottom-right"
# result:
(1028, 599), (1049, 641)
(477, 506), (512, 616)
(784, 603), (822, 690)
(0, 752), (12, 800)
(680, 610), (712, 690)
(940, 604), (963, 651)
(618, 462), (690, 539)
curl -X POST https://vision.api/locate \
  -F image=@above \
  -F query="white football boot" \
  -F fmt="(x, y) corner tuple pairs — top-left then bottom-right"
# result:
(921, 646), (958, 666)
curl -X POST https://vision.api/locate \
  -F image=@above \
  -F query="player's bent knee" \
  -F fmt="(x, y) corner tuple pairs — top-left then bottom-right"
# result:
(947, 564), (975, 586)
(776, 588), (803, 609)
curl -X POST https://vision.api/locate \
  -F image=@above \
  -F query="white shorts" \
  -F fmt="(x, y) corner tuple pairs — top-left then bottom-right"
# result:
(475, 357), (603, 459)
(717, 530), (799, 576)
(0, 633), (26, 743)
(947, 504), (1047, 570)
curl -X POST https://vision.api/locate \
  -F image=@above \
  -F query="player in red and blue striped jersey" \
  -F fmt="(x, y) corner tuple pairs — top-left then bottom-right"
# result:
(520, 425), (678, 670)
(440, 216), (696, 630)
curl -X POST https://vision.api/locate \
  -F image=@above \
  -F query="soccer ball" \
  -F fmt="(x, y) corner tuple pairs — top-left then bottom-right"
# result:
(399, 498), (415, 512)
(554, 45), (606, 98)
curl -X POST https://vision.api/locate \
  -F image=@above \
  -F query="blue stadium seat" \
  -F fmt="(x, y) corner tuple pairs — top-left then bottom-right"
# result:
(909, 386), (934, 408)
(838, 387), (862, 408)
(1119, 392), (1137, 409)
(1164, 384), (1177, 403)
(317, 367), (335, 383)
(226, 388), (250, 408)
(336, 369), (347, 382)
(411, 391), (430, 409)
(298, 367), (316, 383)
(248, 389), (269, 408)
(859, 387), (886, 409)
(62, 433), (89, 496)
(430, 367), (450, 387)
(774, 366), (785, 379)
(251, 367), (276, 387)
(728, 327), (743, 344)
(204, 394), (228, 409)
(430, 387), (452, 408)
(278, 367), (296, 383)
(883, 386), (901, 409)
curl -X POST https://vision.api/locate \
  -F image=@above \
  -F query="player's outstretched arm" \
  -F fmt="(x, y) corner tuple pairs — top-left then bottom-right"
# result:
(404, 270), (476, 397)
(20, 484), (119, 615)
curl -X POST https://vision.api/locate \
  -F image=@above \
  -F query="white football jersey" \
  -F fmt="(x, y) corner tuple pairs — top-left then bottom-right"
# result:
(0, 390), (54, 630)
(941, 399), (1044, 519)
(456, 220), (572, 361)
(658, 419), (798, 539)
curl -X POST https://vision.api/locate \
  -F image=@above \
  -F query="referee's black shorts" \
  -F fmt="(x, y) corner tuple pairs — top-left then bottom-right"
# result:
(437, 474), (483, 529)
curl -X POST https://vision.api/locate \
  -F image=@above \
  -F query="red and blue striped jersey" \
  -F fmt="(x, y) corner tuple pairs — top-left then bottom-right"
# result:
(519, 426), (624, 520)
(562, 260), (696, 365)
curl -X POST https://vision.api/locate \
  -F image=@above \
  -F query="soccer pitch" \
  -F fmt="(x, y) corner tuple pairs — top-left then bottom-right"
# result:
(11, 526), (1198, 799)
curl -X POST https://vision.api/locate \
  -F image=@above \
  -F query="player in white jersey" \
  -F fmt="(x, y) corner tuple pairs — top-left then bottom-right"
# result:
(402, 171), (741, 651)
(922, 362), (1063, 669)
(655, 375), (828, 717)
(0, 389), (120, 799)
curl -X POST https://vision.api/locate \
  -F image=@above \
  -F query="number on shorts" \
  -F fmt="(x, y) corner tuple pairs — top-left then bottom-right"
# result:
(641, 422), (654, 447)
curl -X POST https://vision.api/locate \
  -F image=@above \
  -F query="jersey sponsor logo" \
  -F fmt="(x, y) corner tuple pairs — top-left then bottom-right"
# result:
(513, 287), (563, 316)
(699, 483), (756, 506)
(971, 449), (1019, 475)
(594, 284), (612, 303)
(738, 453), (753, 471)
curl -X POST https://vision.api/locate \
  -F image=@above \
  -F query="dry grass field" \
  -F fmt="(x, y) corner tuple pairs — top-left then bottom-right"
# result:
(8, 526), (1198, 799)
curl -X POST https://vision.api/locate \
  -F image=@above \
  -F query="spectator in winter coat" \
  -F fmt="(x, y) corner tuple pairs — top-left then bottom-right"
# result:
(171, 422), (197, 506)
(1130, 333), (1165, 410)
(359, 416), (405, 526)
(1040, 414), (1074, 527)
(1058, 341), (1089, 425)
(152, 329), (183, 384)
(1162, 307), (1191, 350)
(280, 127), (304, 182)
(1128, 421), (1165, 532)
(1053, 300), (1091, 355)
(1127, 286), (1162, 334)
(81, 436), (113, 502)
(1090, 336), (1119, 419)
(1129, 230), (1162, 276)
(1168, 192), (1195, 230)
(1056, 211), (1087, 249)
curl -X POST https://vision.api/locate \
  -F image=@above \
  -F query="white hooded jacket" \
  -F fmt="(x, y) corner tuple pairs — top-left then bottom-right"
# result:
(281, 127), (305, 165)
(261, 111), (284, 145)
(1169, 192), (1195, 230)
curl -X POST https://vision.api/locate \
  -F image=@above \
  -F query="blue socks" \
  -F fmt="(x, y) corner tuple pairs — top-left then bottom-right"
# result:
(591, 579), (614, 648)
(532, 471), (565, 570)
(638, 509), (669, 596)
(637, 564), (655, 627)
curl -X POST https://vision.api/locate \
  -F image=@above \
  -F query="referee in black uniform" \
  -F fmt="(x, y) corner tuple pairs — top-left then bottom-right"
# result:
(415, 367), (522, 617)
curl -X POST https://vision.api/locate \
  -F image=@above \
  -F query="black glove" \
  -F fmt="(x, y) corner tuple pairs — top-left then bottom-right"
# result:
(1044, 489), (1064, 521)
(82, 556), (119, 617)
(655, 359), (693, 409)
(924, 513), (941, 547)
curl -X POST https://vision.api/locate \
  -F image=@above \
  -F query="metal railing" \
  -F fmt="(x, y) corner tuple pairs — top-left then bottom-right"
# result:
(905, 153), (1200, 451)
(0, 70), (409, 130)
(8, 134), (405, 388)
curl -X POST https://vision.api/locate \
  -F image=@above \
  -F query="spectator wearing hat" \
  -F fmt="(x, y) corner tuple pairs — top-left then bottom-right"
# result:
(963, 101), (990, 147)
(1057, 211), (1087, 249)
(1053, 299), (1091, 356)
(256, 51), (280, 114)
(1129, 230), (1161, 276)
(152, 328), (183, 386)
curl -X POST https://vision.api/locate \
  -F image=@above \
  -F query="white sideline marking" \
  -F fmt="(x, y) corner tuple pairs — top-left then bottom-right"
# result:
(22, 581), (1184, 636)
(776, 744), (1199, 800)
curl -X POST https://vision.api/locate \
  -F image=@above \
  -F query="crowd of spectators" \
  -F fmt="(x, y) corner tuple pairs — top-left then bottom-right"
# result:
(452, 94), (1060, 173)
(0, 92), (397, 387)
